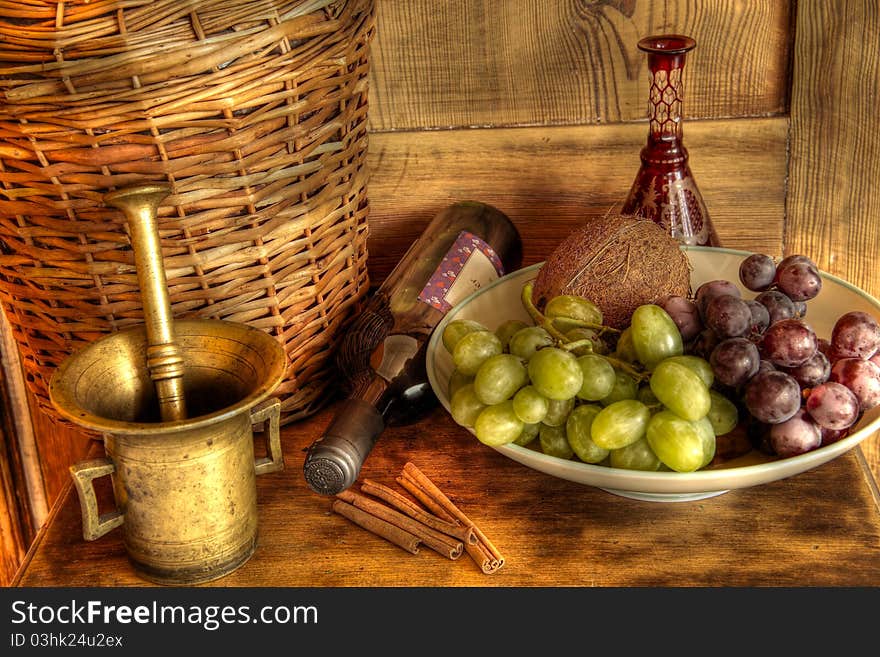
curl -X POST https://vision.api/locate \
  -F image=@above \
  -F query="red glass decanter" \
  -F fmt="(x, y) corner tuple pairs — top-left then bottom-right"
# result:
(621, 34), (720, 246)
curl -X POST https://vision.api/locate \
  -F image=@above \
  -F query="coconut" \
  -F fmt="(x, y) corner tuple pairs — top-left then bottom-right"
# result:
(531, 213), (691, 329)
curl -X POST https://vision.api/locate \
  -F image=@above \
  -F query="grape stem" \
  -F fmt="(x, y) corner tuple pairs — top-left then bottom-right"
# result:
(558, 339), (595, 353)
(521, 280), (648, 383)
(604, 355), (650, 383)
(520, 280), (547, 325)
(521, 281), (620, 336)
(551, 317), (619, 336)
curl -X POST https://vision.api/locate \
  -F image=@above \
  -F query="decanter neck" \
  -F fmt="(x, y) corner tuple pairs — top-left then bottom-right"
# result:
(638, 34), (695, 167)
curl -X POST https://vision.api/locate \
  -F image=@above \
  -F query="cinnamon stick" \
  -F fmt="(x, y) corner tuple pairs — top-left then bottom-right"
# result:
(401, 462), (505, 573)
(395, 474), (458, 524)
(361, 478), (476, 545)
(465, 538), (503, 575)
(336, 489), (463, 560)
(331, 499), (420, 555)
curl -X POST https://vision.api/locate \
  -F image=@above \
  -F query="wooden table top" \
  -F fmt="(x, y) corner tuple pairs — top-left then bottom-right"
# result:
(14, 399), (880, 588)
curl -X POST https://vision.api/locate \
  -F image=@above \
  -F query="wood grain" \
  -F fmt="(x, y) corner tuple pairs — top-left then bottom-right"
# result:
(7, 0), (880, 586)
(14, 401), (880, 587)
(0, 377), (28, 587)
(368, 0), (792, 131)
(365, 117), (789, 278)
(28, 394), (94, 510)
(0, 312), (93, 585)
(787, 0), (880, 477)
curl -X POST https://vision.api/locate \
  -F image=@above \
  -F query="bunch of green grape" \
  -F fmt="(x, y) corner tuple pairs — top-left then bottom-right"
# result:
(441, 282), (739, 473)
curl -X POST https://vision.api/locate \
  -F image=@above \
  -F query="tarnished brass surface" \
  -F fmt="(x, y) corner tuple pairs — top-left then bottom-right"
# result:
(52, 319), (286, 585)
(51, 183), (288, 585)
(50, 319), (285, 432)
(104, 183), (187, 422)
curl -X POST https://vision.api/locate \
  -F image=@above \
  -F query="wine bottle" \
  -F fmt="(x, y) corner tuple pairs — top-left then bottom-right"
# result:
(303, 201), (523, 495)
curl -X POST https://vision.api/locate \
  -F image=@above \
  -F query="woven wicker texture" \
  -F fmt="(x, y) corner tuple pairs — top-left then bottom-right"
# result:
(0, 0), (374, 426)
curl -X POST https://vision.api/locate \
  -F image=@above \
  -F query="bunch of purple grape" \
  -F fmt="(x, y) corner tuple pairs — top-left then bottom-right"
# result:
(660, 253), (880, 458)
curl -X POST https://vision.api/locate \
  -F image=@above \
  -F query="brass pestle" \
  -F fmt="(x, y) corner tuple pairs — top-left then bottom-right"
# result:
(104, 183), (188, 422)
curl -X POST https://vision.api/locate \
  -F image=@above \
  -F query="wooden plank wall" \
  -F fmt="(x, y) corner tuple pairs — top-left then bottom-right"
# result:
(367, 0), (792, 129)
(2, 0), (879, 582)
(788, 1), (880, 322)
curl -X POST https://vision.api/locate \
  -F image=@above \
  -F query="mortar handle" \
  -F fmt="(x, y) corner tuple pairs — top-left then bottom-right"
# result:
(70, 457), (124, 541)
(104, 183), (187, 422)
(252, 397), (284, 475)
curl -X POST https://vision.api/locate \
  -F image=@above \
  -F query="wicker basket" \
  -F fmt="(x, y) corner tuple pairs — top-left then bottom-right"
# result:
(0, 0), (374, 426)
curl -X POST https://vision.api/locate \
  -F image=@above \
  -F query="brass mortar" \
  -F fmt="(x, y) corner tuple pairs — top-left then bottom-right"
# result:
(50, 184), (287, 585)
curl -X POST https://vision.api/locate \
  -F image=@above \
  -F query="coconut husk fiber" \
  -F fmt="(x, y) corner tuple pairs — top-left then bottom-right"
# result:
(531, 214), (691, 329)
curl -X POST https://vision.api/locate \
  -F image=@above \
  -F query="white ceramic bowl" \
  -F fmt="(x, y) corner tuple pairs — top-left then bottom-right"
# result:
(426, 246), (880, 502)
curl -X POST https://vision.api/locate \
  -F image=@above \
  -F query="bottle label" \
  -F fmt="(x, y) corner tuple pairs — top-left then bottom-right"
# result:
(417, 231), (505, 312)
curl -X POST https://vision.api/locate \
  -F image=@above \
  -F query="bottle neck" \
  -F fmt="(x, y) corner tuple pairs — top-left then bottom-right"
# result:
(642, 47), (689, 165)
(302, 201), (523, 496)
(303, 397), (385, 495)
(353, 371), (391, 408)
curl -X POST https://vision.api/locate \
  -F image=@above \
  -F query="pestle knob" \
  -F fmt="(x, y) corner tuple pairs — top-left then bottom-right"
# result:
(104, 183), (188, 422)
